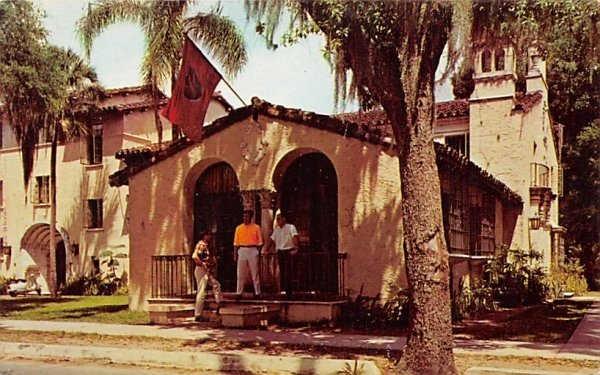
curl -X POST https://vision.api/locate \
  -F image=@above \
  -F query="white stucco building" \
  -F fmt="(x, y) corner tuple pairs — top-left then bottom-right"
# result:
(0, 86), (231, 292)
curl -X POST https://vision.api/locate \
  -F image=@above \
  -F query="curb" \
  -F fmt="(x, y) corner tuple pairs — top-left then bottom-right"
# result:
(0, 342), (382, 375)
(465, 367), (596, 375)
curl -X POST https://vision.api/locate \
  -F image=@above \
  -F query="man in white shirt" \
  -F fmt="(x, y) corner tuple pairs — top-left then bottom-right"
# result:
(269, 213), (299, 296)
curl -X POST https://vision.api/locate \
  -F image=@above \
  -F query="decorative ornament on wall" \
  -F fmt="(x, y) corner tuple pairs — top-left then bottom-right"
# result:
(241, 119), (268, 166)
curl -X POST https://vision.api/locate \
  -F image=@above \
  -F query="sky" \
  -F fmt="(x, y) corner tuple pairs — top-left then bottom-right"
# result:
(36, 0), (452, 115)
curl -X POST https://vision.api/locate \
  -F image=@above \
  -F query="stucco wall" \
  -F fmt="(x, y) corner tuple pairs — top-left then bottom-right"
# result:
(127, 116), (406, 310)
(469, 93), (559, 270)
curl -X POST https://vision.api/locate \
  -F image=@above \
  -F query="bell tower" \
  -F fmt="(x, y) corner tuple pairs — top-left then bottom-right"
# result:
(471, 45), (517, 100)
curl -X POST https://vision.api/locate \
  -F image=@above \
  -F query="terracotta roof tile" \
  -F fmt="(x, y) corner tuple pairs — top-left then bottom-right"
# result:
(109, 97), (522, 205)
(98, 90), (232, 115)
(103, 85), (164, 98)
(98, 98), (169, 114)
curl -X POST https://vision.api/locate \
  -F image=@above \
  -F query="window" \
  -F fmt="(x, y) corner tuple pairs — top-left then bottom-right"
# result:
(82, 123), (103, 165)
(481, 50), (492, 72)
(441, 173), (470, 255)
(0, 181), (3, 207)
(445, 134), (470, 158)
(530, 163), (550, 187)
(469, 191), (496, 255)
(494, 49), (505, 71)
(32, 176), (50, 204)
(557, 166), (564, 197)
(85, 199), (103, 229)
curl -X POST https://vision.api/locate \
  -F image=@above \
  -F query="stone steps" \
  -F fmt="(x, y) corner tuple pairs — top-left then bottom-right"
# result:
(219, 304), (281, 328)
(148, 298), (281, 327)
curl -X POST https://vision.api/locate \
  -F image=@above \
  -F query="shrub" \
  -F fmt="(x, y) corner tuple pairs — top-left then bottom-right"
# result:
(341, 284), (409, 331)
(452, 277), (496, 321)
(546, 259), (588, 299)
(485, 245), (548, 307)
(0, 275), (10, 295)
(61, 273), (125, 296)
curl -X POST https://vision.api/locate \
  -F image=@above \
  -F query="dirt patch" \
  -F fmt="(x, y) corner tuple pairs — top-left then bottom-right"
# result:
(453, 300), (591, 343)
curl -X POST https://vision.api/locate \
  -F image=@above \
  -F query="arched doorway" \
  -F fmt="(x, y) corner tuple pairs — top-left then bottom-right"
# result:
(194, 162), (243, 292)
(20, 223), (67, 293)
(280, 153), (338, 293)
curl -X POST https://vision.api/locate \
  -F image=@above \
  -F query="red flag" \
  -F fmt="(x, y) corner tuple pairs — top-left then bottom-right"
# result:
(161, 36), (221, 141)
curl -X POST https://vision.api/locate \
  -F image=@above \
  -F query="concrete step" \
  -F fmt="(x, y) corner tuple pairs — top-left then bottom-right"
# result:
(219, 304), (281, 328)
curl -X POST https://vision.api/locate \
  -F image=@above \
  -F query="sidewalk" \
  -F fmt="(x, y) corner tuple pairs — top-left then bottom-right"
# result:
(0, 300), (599, 373)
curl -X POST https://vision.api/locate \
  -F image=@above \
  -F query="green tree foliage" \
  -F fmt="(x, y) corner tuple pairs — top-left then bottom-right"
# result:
(77, 0), (248, 143)
(0, 1), (61, 190)
(523, 0), (600, 142)
(561, 121), (600, 288)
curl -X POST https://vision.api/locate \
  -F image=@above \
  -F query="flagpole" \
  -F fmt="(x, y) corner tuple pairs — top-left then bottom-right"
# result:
(220, 76), (247, 107)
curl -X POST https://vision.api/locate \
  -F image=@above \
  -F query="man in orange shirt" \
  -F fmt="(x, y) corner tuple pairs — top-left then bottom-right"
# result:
(233, 209), (263, 297)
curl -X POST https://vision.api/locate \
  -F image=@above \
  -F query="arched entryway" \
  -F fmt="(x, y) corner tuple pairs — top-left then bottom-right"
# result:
(280, 152), (338, 293)
(20, 223), (68, 292)
(194, 162), (243, 291)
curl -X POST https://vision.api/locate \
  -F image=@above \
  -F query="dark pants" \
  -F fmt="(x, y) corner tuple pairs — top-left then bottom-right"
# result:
(277, 249), (293, 294)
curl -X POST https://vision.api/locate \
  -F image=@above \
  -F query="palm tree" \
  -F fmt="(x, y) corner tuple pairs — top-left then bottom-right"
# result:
(1, 0), (103, 297)
(77, 0), (248, 145)
(45, 47), (103, 296)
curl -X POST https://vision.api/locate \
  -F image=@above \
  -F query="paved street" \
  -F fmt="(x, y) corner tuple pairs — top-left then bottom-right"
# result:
(0, 359), (233, 375)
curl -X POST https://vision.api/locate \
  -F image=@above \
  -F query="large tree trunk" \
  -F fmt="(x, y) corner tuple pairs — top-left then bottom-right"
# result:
(392, 87), (455, 374)
(390, 32), (455, 375)
(48, 128), (58, 297)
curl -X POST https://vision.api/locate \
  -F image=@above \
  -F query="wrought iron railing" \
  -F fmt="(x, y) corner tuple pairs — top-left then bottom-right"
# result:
(151, 255), (195, 298)
(151, 252), (347, 298)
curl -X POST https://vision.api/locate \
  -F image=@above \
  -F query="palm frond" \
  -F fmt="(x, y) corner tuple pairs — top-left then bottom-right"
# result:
(76, 0), (150, 58)
(184, 11), (248, 78)
(141, 1), (186, 88)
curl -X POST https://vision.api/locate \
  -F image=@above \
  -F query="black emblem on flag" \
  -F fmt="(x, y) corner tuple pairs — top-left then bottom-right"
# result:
(183, 69), (203, 100)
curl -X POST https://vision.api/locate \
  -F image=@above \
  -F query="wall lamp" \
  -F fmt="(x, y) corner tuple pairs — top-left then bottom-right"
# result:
(529, 213), (541, 230)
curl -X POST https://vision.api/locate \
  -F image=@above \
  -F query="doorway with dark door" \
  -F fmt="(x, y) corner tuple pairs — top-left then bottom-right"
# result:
(280, 153), (338, 294)
(56, 240), (66, 288)
(194, 162), (243, 292)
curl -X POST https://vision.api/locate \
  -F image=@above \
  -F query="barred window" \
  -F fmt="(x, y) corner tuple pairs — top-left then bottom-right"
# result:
(441, 173), (470, 255)
(469, 191), (496, 255)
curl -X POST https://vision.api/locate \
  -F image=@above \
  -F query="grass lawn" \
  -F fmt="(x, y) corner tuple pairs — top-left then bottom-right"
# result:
(0, 295), (150, 325)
